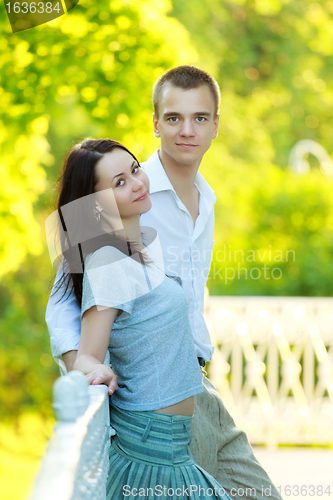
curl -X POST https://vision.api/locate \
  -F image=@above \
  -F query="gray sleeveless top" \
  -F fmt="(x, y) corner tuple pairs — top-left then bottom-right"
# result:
(81, 246), (203, 411)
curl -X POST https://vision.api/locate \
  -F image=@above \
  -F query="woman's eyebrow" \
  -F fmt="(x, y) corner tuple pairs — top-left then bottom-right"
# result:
(111, 161), (137, 181)
(112, 172), (125, 181)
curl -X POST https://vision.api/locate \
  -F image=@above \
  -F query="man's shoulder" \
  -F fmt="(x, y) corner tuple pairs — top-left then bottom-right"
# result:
(140, 150), (160, 172)
(141, 150), (174, 195)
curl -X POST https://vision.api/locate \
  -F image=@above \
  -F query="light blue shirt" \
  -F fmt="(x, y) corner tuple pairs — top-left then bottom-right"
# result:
(82, 246), (203, 411)
(46, 150), (216, 373)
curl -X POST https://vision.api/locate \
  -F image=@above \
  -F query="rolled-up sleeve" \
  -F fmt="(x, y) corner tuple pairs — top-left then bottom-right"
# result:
(45, 271), (81, 373)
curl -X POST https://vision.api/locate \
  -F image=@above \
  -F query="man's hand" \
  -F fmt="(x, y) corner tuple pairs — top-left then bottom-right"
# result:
(85, 365), (119, 396)
(63, 350), (78, 372)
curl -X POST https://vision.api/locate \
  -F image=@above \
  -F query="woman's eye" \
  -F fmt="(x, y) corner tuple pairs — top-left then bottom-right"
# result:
(132, 165), (140, 174)
(116, 179), (125, 187)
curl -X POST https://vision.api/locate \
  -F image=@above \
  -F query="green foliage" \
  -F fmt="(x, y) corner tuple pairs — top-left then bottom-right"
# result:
(0, 0), (197, 418)
(202, 150), (333, 295)
(172, 0), (333, 167)
(171, 0), (333, 296)
(2, 0), (333, 421)
(0, 244), (58, 420)
(0, 0), (197, 277)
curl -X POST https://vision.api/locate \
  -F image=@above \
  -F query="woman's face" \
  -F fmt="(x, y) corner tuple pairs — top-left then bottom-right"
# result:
(94, 148), (151, 223)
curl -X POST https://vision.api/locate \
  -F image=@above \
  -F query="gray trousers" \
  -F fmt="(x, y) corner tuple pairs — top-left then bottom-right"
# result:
(190, 376), (282, 500)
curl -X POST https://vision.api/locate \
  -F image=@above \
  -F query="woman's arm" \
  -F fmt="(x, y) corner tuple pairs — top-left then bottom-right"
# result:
(63, 350), (78, 372)
(73, 306), (119, 395)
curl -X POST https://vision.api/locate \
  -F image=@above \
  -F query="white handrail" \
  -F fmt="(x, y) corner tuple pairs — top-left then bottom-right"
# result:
(30, 296), (333, 498)
(29, 372), (110, 500)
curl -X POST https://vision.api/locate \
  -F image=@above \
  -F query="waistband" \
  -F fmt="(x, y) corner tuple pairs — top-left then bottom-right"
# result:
(109, 404), (194, 466)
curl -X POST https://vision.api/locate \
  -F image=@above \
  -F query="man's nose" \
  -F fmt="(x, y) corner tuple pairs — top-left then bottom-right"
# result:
(180, 119), (195, 136)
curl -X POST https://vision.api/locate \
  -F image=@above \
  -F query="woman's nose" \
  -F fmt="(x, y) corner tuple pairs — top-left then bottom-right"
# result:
(132, 178), (144, 190)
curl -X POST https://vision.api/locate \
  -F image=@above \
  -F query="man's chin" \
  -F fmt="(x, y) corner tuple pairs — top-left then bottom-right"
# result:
(174, 153), (203, 167)
(161, 146), (204, 168)
(170, 148), (203, 164)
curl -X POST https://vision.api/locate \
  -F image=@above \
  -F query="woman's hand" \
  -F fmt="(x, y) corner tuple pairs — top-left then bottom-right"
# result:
(85, 364), (119, 395)
(74, 305), (119, 395)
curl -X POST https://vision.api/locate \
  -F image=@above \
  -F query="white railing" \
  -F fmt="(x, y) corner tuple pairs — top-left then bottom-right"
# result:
(206, 296), (333, 446)
(29, 296), (333, 499)
(29, 371), (111, 500)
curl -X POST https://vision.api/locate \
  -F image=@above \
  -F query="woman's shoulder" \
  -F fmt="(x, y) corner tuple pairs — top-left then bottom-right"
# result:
(85, 246), (150, 289)
(86, 245), (130, 269)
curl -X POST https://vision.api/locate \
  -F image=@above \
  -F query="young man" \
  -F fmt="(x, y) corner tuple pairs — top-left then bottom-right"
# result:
(46, 65), (281, 500)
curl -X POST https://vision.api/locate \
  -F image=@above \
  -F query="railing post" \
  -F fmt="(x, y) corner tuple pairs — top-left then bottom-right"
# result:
(29, 372), (110, 500)
(52, 371), (89, 422)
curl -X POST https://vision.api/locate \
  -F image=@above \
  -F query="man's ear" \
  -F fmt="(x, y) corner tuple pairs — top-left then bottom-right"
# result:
(213, 114), (220, 139)
(153, 113), (160, 138)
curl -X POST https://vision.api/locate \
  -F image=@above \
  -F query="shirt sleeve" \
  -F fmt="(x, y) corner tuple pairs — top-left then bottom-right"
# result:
(45, 266), (81, 373)
(82, 246), (152, 319)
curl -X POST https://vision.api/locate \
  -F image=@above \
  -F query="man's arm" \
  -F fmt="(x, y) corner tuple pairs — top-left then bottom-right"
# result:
(45, 270), (81, 374)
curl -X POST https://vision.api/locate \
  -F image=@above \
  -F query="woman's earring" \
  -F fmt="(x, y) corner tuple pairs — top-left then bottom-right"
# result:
(93, 206), (101, 221)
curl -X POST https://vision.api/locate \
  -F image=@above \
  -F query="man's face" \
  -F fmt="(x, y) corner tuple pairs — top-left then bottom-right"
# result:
(153, 83), (219, 168)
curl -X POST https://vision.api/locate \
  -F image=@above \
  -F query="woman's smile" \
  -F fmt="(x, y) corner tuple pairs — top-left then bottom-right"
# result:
(134, 191), (148, 202)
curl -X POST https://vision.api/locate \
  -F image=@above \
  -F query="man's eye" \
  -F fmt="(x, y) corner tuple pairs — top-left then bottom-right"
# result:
(168, 117), (179, 123)
(197, 117), (206, 122)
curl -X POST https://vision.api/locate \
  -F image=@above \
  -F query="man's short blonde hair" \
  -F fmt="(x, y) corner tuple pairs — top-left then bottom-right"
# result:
(153, 65), (221, 118)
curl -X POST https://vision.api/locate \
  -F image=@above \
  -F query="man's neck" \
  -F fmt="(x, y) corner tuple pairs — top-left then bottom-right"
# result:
(158, 149), (201, 225)
(158, 149), (201, 196)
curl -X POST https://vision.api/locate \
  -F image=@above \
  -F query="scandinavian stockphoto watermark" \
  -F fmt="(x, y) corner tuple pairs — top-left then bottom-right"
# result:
(45, 191), (295, 292)
(166, 244), (295, 283)
(4, 0), (79, 33)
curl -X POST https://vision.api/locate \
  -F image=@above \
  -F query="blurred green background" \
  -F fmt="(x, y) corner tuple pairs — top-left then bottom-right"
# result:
(1, 0), (333, 497)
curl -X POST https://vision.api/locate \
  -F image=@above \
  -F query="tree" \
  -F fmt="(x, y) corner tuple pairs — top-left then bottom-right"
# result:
(0, 0), (197, 278)
(171, 0), (333, 296)
(172, 0), (333, 167)
(0, 0), (197, 418)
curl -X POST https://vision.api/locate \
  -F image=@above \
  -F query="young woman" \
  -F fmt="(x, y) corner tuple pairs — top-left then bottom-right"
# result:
(55, 138), (230, 500)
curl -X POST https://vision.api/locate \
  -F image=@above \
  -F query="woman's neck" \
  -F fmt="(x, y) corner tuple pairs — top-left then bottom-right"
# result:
(123, 223), (144, 250)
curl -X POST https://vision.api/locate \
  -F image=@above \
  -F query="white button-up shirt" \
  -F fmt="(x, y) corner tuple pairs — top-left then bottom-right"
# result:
(46, 150), (216, 372)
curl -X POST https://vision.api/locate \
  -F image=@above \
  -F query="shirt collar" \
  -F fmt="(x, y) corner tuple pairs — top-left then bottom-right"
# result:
(142, 150), (216, 204)
(141, 150), (174, 194)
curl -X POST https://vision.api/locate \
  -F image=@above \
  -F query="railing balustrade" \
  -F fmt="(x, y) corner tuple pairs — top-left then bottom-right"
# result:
(29, 371), (111, 500)
(206, 296), (333, 446)
(29, 296), (333, 498)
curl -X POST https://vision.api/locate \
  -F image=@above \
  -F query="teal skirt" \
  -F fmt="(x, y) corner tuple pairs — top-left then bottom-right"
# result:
(107, 405), (231, 499)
